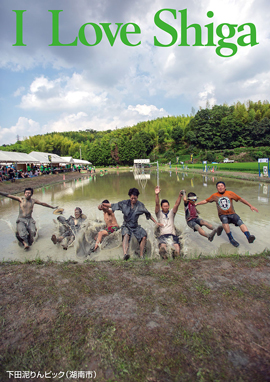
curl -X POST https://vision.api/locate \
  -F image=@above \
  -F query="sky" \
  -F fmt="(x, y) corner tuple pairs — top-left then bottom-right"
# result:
(0, 0), (269, 145)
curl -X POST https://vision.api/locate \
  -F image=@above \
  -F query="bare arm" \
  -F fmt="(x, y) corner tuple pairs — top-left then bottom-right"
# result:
(155, 186), (160, 214)
(150, 215), (163, 227)
(195, 199), (208, 206)
(98, 204), (113, 215)
(0, 191), (21, 202)
(239, 198), (258, 213)
(182, 190), (187, 203)
(101, 202), (112, 209)
(172, 191), (182, 214)
(34, 199), (57, 209)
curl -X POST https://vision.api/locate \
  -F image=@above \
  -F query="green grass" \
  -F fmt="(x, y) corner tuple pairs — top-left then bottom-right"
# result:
(187, 162), (260, 173)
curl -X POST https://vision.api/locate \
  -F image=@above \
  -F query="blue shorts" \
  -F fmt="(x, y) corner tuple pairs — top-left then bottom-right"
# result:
(219, 213), (243, 226)
(158, 234), (180, 246)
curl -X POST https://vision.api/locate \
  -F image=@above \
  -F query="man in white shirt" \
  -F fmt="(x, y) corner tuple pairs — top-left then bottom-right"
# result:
(155, 186), (182, 259)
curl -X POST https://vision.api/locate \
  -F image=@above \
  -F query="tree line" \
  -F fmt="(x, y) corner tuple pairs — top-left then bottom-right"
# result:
(1, 100), (269, 166)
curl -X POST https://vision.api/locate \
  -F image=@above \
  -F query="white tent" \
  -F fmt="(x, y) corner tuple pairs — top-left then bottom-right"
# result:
(61, 156), (74, 164)
(0, 151), (39, 164)
(72, 159), (92, 165)
(29, 152), (69, 164)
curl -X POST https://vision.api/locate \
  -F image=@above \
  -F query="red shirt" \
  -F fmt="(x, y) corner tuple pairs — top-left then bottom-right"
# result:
(206, 190), (241, 216)
(184, 201), (199, 221)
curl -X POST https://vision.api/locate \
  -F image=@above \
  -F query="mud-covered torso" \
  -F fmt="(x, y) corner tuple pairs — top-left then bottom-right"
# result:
(104, 211), (118, 227)
(18, 198), (35, 219)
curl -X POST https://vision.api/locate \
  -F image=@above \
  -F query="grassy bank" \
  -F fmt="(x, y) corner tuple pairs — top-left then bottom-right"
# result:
(188, 162), (260, 173)
(1, 252), (270, 381)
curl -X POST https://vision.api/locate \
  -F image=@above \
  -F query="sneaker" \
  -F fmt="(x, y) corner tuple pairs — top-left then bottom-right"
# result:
(159, 247), (168, 259)
(51, 235), (57, 245)
(230, 238), (239, 247)
(217, 226), (223, 236)
(248, 235), (255, 243)
(123, 254), (130, 261)
(208, 229), (217, 242)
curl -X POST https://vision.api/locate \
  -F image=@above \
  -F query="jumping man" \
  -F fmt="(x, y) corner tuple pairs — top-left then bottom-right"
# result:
(195, 181), (258, 247)
(0, 188), (58, 249)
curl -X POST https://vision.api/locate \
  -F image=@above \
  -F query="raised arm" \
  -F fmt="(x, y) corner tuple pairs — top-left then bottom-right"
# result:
(98, 204), (113, 214)
(239, 198), (258, 213)
(182, 190), (187, 203)
(172, 190), (183, 214)
(34, 199), (58, 209)
(101, 202), (112, 209)
(0, 191), (21, 202)
(155, 186), (160, 214)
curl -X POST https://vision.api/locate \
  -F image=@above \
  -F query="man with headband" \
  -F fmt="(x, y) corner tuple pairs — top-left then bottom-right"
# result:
(195, 181), (258, 247)
(182, 191), (223, 241)
(51, 207), (86, 250)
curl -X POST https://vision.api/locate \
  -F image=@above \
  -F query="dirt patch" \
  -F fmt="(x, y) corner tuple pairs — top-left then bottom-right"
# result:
(1, 254), (270, 381)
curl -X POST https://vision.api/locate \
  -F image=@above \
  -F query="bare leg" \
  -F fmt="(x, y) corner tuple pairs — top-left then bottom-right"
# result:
(197, 227), (208, 238)
(63, 236), (75, 250)
(200, 220), (213, 230)
(22, 241), (30, 249)
(51, 235), (63, 244)
(139, 236), (147, 258)
(222, 223), (230, 234)
(239, 223), (248, 233)
(123, 234), (130, 259)
(159, 243), (168, 259)
(173, 243), (180, 257)
(94, 230), (108, 251)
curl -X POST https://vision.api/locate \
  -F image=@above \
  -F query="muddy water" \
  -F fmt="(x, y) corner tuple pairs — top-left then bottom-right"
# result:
(0, 171), (269, 262)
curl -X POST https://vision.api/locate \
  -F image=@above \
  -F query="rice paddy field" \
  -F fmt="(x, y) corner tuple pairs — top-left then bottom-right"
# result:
(185, 162), (262, 173)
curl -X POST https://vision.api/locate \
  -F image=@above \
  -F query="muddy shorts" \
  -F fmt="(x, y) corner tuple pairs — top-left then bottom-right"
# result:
(187, 218), (203, 232)
(121, 225), (147, 243)
(158, 234), (179, 247)
(105, 226), (119, 234)
(219, 213), (243, 227)
(16, 217), (37, 246)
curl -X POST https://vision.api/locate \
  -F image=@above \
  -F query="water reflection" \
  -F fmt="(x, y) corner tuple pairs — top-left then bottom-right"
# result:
(0, 171), (269, 262)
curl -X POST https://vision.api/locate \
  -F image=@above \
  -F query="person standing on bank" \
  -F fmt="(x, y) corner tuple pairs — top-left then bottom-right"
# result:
(0, 188), (58, 249)
(195, 181), (258, 247)
(101, 188), (162, 260)
(155, 186), (182, 259)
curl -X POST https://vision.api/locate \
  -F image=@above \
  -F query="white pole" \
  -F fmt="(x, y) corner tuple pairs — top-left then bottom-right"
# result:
(157, 161), (159, 187)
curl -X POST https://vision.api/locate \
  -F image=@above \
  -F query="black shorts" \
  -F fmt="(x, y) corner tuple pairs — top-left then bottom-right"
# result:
(158, 234), (179, 246)
(219, 213), (243, 226)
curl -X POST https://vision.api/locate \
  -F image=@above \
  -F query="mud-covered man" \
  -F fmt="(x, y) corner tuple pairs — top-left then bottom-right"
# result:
(101, 188), (162, 260)
(51, 207), (86, 250)
(0, 188), (58, 249)
(155, 186), (182, 259)
(94, 199), (119, 251)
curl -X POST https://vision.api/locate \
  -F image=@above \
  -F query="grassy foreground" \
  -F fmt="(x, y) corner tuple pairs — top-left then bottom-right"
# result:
(1, 253), (270, 382)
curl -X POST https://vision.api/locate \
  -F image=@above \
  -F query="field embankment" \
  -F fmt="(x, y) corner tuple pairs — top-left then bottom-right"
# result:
(1, 254), (270, 381)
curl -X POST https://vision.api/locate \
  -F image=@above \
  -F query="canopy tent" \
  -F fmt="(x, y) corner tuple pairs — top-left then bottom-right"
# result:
(60, 156), (74, 164)
(72, 159), (92, 165)
(29, 152), (69, 165)
(0, 151), (40, 164)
